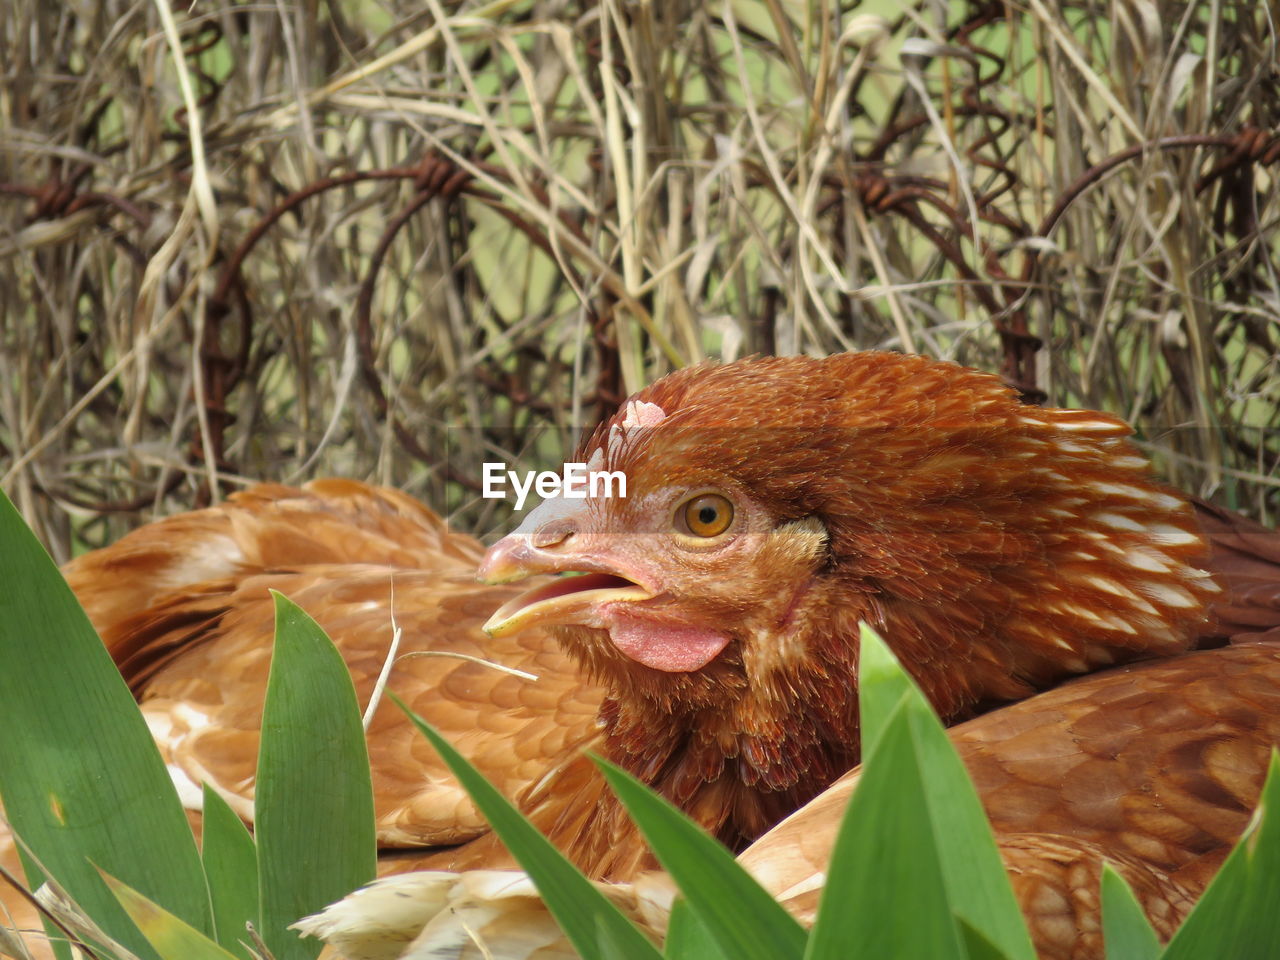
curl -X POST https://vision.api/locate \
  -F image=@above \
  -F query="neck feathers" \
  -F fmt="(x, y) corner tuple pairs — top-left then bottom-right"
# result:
(849, 403), (1217, 720)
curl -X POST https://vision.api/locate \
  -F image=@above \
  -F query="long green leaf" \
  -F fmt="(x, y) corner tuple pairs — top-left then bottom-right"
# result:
(1100, 864), (1159, 960)
(804, 703), (967, 960)
(201, 785), (259, 959)
(0, 488), (209, 959)
(958, 918), (1020, 960)
(595, 913), (636, 960)
(101, 872), (240, 960)
(256, 593), (376, 960)
(663, 898), (731, 960)
(396, 697), (663, 960)
(1161, 751), (1280, 960)
(855, 622), (912, 758)
(594, 758), (807, 960)
(839, 627), (1036, 960)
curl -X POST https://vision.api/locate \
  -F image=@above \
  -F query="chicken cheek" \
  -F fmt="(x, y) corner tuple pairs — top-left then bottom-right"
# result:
(607, 610), (731, 672)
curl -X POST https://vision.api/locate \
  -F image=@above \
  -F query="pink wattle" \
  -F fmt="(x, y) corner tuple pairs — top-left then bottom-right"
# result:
(608, 615), (731, 672)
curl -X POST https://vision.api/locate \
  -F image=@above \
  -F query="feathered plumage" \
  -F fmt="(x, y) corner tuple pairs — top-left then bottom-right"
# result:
(464, 352), (1221, 871)
(65, 479), (602, 847)
(740, 641), (1280, 960)
(3, 351), (1278, 960)
(294, 637), (1280, 960)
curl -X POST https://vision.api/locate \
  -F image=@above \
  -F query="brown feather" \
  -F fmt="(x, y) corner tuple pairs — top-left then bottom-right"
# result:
(740, 641), (1280, 959)
(6, 352), (1280, 960)
(1193, 498), (1280, 642)
(66, 480), (604, 847)
(530, 353), (1220, 857)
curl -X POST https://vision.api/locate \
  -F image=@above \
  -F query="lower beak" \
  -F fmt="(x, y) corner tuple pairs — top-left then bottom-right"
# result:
(483, 573), (651, 637)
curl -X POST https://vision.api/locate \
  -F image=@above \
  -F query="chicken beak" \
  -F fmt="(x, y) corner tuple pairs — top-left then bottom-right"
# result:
(477, 497), (652, 637)
(481, 573), (650, 637)
(476, 534), (547, 586)
(475, 493), (584, 586)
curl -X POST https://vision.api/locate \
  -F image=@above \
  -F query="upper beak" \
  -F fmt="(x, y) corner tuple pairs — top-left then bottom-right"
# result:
(478, 497), (651, 637)
(476, 532), (557, 586)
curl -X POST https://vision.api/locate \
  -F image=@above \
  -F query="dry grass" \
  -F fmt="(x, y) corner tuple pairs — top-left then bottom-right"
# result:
(1, 0), (1278, 562)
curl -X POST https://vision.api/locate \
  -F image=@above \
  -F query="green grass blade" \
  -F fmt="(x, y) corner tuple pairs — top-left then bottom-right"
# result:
(855, 622), (913, 757)
(201, 785), (259, 959)
(0, 488), (210, 959)
(255, 593), (377, 960)
(594, 758), (807, 960)
(1100, 864), (1159, 960)
(1160, 750), (1280, 959)
(804, 704), (967, 960)
(845, 627), (1036, 960)
(958, 918), (1019, 960)
(595, 913), (637, 960)
(395, 696), (663, 960)
(663, 898), (731, 960)
(101, 872), (241, 960)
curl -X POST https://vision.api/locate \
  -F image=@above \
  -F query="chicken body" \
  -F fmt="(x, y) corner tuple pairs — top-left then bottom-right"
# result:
(3, 351), (1278, 960)
(64, 479), (605, 848)
(741, 640), (1280, 960)
(297, 638), (1280, 960)
(468, 352), (1224, 872)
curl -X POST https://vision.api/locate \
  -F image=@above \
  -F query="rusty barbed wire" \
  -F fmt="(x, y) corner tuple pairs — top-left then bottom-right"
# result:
(4, 0), (1278, 525)
(814, 0), (1280, 400)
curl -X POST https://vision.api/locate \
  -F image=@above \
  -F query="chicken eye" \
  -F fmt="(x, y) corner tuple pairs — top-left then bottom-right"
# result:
(679, 494), (734, 538)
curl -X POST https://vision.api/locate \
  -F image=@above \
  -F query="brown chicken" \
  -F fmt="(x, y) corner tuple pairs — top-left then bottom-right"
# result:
(297, 637), (1280, 960)
(62, 480), (603, 849)
(3, 351), (1278, 960)
(740, 639), (1280, 960)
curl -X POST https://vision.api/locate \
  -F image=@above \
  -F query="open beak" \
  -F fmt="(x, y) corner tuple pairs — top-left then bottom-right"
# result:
(481, 572), (650, 637)
(477, 499), (652, 637)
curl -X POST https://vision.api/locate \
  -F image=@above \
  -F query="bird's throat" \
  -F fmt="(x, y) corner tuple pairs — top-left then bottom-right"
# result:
(596, 655), (860, 851)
